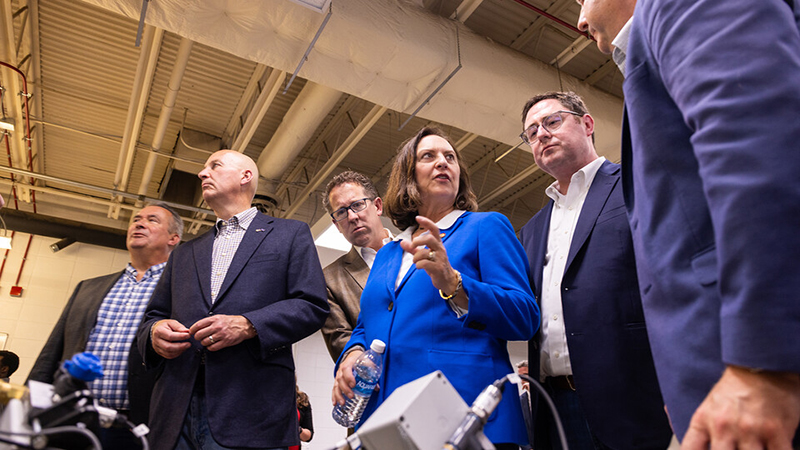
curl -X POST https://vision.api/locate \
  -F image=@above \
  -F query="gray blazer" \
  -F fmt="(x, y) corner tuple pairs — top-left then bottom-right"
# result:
(322, 246), (368, 361)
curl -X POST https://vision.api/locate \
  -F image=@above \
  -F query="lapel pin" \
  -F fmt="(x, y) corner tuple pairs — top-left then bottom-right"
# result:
(440, 233), (446, 238)
(255, 228), (265, 232)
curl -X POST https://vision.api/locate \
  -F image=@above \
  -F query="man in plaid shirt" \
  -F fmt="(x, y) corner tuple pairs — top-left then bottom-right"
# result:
(28, 203), (183, 449)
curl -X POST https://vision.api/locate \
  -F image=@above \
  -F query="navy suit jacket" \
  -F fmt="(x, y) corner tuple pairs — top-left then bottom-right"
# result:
(137, 212), (329, 450)
(340, 211), (539, 446)
(622, 0), (800, 440)
(519, 160), (671, 449)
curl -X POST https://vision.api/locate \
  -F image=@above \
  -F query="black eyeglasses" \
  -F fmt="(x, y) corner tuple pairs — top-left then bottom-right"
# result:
(520, 110), (582, 145)
(331, 198), (373, 222)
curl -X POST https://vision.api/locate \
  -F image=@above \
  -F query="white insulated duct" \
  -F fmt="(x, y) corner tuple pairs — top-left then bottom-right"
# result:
(80, 0), (623, 158)
(257, 81), (342, 195)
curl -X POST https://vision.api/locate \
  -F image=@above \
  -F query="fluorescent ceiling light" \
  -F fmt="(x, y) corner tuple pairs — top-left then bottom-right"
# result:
(0, 119), (14, 132)
(0, 236), (11, 250)
(314, 223), (351, 252)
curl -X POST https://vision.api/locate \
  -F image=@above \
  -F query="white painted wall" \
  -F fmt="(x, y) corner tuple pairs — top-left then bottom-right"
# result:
(1, 233), (529, 449)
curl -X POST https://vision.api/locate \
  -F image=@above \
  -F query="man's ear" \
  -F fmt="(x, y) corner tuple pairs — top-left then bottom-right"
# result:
(168, 233), (181, 247)
(373, 197), (383, 216)
(582, 113), (595, 137)
(241, 169), (254, 186)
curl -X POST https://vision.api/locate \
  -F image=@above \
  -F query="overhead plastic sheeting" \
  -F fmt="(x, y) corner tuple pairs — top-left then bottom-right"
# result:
(80, 0), (623, 154)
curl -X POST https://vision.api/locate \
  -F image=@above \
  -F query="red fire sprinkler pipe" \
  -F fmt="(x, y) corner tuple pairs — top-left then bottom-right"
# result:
(0, 60), (38, 213)
(509, 0), (594, 41)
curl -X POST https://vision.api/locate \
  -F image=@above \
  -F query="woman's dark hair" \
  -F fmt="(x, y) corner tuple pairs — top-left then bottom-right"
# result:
(385, 126), (477, 230)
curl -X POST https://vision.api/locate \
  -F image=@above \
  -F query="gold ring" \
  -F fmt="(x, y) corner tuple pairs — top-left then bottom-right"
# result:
(428, 250), (436, 262)
(208, 335), (215, 344)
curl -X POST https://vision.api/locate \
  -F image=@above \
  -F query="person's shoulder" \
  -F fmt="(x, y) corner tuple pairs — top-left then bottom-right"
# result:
(79, 270), (125, 285)
(463, 210), (512, 227)
(323, 250), (352, 273)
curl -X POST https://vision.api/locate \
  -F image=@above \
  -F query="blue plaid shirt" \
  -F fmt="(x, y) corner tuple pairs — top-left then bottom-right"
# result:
(84, 262), (166, 410)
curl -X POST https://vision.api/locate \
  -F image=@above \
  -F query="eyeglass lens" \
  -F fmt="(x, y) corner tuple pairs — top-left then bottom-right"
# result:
(333, 198), (370, 221)
(523, 113), (565, 144)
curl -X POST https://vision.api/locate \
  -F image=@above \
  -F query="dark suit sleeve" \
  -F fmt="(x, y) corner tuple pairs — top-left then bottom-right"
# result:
(242, 222), (329, 359)
(137, 252), (175, 368)
(642, 0), (800, 369)
(27, 283), (80, 383)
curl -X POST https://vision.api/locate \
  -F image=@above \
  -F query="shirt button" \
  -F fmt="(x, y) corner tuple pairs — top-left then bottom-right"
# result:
(109, 344), (115, 349)
(554, 351), (560, 358)
(552, 314), (558, 321)
(388, 301), (393, 311)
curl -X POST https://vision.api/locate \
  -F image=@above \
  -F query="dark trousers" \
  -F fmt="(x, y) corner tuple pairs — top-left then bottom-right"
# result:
(533, 378), (612, 450)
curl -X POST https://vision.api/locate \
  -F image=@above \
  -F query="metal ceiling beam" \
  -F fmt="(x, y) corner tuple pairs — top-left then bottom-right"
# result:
(283, 104), (387, 219)
(109, 25), (163, 219)
(509, 0), (574, 51)
(453, 132), (478, 150)
(230, 67), (285, 153)
(223, 63), (267, 147)
(584, 59), (617, 85)
(477, 163), (539, 206)
(491, 169), (551, 209)
(550, 36), (593, 68)
(135, 37), (194, 204)
(27, 0), (43, 175)
(450, 0), (485, 22)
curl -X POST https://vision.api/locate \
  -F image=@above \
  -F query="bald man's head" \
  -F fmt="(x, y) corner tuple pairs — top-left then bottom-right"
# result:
(198, 150), (259, 216)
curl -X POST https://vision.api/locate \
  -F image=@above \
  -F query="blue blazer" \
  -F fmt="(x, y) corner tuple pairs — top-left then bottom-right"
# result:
(519, 161), (671, 449)
(622, 0), (800, 440)
(137, 213), (329, 450)
(340, 211), (540, 445)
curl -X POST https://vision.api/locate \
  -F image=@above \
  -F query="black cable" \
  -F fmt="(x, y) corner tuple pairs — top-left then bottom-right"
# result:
(0, 424), (102, 449)
(516, 373), (568, 450)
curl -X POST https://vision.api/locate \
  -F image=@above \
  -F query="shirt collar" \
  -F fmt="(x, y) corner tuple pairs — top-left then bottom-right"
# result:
(395, 209), (466, 242)
(124, 261), (167, 280)
(611, 17), (633, 75)
(545, 157), (606, 202)
(215, 207), (258, 234)
(354, 229), (394, 259)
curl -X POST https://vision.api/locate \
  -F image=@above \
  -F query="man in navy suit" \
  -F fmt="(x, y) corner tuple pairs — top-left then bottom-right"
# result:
(518, 92), (670, 449)
(577, 0), (800, 447)
(137, 150), (329, 450)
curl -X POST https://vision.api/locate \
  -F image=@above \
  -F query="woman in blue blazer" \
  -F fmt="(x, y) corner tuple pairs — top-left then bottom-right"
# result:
(333, 126), (540, 449)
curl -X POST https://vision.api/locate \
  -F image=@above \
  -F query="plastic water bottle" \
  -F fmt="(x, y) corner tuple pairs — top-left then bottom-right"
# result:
(332, 339), (386, 427)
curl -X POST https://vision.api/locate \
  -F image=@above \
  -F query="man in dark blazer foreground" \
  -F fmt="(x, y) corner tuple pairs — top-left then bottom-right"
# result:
(518, 92), (671, 449)
(575, 0), (800, 446)
(28, 203), (183, 449)
(138, 150), (329, 450)
(320, 170), (391, 361)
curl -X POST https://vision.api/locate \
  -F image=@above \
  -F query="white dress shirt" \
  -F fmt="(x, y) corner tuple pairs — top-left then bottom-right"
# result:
(612, 17), (634, 75)
(354, 229), (393, 269)
(539, 157), (606, 381)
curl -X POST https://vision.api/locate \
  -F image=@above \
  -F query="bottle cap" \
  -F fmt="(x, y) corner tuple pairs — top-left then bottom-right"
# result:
(369, 339), (386, 354)
(64, 352), (104, 382)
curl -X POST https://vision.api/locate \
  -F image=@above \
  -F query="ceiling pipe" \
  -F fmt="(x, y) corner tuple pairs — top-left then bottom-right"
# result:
(0, 165), (214, 217)
(0, 178), (215, 229)
(110, 25), (163, 218)
(0, 2), (32, 204)
(82, 0), (622, 150)
(135, 37), (194, 204)
(256, 80), (342, 197)
(509, 0), (591, 41)
(283, 103), (386, 219)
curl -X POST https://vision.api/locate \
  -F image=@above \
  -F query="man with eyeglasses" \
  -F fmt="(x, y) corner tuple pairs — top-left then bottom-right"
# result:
(320, 171), (392, 362)
(518, 92), (671, 449)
